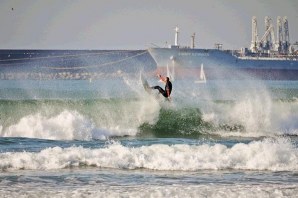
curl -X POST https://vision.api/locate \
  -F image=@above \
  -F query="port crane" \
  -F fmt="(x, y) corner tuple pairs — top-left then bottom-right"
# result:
(250, 16), (291, 54)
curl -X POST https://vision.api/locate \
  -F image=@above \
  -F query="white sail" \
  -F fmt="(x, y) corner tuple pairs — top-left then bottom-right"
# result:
(195, 63), (206, 83)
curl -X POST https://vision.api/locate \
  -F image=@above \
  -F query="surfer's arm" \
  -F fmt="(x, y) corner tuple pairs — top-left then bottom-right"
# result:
(157, 74), (167, 83)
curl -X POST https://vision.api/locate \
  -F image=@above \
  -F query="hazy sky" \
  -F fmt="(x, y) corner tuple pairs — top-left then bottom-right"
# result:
(1, 0), (297, 50)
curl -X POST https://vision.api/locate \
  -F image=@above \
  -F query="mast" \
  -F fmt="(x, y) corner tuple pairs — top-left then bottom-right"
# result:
(174, 26), (179, 46)
(191, 33), (196, 49)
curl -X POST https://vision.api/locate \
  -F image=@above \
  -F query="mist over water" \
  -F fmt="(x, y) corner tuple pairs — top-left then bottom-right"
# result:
(0, 74), (298, 140)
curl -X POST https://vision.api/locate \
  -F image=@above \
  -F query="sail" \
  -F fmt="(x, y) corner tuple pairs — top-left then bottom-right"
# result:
(195, 63), (206, 83)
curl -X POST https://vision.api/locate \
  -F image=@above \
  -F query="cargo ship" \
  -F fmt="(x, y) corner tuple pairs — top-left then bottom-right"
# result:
(148, 17), (298, 80)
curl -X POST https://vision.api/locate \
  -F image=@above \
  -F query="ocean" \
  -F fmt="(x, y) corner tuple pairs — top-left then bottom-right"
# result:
(0, 76), (297, 197)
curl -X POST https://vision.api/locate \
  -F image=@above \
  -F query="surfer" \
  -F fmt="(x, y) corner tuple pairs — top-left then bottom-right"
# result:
(151, 74), (172, 100)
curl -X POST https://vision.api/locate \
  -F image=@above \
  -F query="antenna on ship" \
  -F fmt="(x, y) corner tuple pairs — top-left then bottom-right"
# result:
(191, 33), (196, 49)
(174, 26), (179, 46)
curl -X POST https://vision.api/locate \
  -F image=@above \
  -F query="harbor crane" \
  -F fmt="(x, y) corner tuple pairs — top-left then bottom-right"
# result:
(250, 16), (291, 54)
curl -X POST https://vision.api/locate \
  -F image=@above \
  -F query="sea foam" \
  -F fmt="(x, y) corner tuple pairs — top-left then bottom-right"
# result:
(2, 183), (297, 198)
(2, 110), (95, 140)
(0, 138), (297, 171)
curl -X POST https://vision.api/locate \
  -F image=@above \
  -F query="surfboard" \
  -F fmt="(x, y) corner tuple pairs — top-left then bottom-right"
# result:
(141, 74), (152, 94)
(140, 73), (172, 103)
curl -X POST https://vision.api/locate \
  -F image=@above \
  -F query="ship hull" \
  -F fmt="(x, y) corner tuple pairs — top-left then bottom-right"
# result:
(148, 48), (298, 80)
(0, 49), (155, 79)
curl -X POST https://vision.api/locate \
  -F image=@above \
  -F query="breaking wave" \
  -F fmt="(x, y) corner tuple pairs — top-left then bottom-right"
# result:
(0, 97), (298, 140)
(0, 138), (297, 171)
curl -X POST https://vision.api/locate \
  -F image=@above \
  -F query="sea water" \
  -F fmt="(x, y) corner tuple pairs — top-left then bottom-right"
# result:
(0, 77), (297, 197)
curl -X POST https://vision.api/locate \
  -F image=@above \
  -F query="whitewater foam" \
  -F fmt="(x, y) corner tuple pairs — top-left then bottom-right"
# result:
(0, 94), (164, 140)
(1, 110), (133, 140)
(2, 110), (94, 140)
(199, 90), (298, 137)
(0, 138), (297, 171)
(2, 183), (297, 198)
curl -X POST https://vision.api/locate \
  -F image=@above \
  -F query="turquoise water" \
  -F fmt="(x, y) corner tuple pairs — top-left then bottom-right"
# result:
(0, 78), (298, 197)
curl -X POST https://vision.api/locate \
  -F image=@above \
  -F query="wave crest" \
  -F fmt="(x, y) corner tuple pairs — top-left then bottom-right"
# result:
(1, 138), (297, 171)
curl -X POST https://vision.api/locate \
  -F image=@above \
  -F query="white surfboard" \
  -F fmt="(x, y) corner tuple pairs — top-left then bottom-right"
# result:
(140, 74), (152, 94)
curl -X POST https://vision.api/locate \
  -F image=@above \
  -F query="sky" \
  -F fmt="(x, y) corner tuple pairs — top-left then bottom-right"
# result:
(0, 0), (297, 50)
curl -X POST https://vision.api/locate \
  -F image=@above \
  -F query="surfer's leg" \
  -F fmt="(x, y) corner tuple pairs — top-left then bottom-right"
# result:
(151, 86), (165, 93)
(151, 86), (167, 97)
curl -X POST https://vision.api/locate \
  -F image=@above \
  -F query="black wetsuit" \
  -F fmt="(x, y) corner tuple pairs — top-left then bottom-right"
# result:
(152, 80), (172, 98)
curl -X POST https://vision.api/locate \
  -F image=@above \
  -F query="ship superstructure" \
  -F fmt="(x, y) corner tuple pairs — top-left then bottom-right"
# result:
(148, 17), (298, 80)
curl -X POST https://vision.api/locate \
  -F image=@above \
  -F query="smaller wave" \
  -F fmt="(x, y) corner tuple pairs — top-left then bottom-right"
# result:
(1, 138), (297, 171)
(0, 110), (127, 140)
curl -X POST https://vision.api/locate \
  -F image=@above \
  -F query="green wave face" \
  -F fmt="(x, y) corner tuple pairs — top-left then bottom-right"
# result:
(139, 108), (214, 138)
